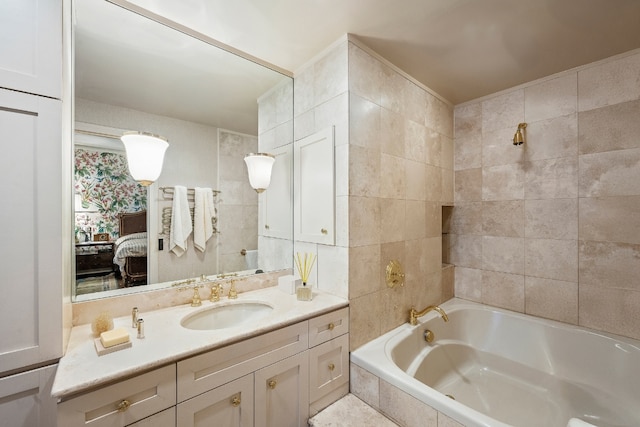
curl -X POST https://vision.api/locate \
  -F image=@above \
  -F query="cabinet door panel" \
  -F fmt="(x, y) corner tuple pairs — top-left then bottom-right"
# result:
(177, 374), (253, 427)
(0, 364), (57, 427)
(0, 0), (61, 98)
(262, 144), (292, 239)
(294, 127), (334, 244)
(255, 352), (309, 427)
(0, 88), (62, 373)
(128, 407), (175, 427)
(309, 334), (349, 403)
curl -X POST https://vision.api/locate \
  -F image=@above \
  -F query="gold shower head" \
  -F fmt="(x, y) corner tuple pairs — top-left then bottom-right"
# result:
(513, 123), (527, 146)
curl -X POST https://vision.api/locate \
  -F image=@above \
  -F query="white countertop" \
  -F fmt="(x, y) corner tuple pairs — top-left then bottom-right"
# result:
(52, 287), (348, 398)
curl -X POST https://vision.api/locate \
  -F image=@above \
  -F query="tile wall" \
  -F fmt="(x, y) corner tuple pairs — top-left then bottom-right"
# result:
(452, 49), (640, 340)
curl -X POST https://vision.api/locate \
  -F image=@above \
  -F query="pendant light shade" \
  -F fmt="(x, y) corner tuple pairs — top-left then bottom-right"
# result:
(121, 131), (169, 186)
(244, 153), (275, 193)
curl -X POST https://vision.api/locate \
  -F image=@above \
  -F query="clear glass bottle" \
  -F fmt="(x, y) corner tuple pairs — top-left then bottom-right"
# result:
(296, 282), (312, 301)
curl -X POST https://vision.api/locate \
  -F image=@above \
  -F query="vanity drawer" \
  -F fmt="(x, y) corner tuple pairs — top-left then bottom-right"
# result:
(57, 364), (176, 427)
(308, 307), (349, 347)
(177, 321), (308, 402)
(308, 333), (349, 403)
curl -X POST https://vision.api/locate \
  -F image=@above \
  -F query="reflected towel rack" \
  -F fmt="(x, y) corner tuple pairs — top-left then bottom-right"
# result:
(159, 186), (220, 201)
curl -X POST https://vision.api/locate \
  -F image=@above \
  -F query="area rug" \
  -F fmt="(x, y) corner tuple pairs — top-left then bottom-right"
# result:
(76, 273), (121, 296)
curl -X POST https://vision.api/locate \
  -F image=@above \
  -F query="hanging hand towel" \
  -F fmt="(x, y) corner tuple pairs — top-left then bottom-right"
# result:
(193, 187), (216, 252)
(169, 185), (192, 256)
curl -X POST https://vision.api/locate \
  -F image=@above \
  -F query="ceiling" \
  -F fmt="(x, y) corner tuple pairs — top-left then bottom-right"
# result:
(123, 0), (640, 105)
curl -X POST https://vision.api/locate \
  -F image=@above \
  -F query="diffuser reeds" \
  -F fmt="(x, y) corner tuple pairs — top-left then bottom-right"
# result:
(295, 252), (316, 284)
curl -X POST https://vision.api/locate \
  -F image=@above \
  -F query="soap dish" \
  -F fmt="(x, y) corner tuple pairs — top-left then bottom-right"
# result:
(94, 338), (132, 356)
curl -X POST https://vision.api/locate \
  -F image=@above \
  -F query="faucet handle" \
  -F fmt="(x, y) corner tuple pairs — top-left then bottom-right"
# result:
(209, 283), (221, 302)
(228, 279), (238, 299)
(191, 286), (202, 307)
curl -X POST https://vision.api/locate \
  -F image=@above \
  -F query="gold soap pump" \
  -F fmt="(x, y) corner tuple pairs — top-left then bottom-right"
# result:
(294, 252), (316, 301)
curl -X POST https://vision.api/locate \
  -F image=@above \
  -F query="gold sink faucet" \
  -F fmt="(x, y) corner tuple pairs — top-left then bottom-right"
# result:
(227, 279), (238, 299)
(409, 305), (449, 325)
(209, 283), (223, 302)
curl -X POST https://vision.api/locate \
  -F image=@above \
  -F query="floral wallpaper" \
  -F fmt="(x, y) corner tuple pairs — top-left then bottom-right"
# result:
(74, 148), (147, 241)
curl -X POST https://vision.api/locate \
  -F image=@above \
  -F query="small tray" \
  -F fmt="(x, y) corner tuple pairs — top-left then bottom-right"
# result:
(94, 337), (132, 356)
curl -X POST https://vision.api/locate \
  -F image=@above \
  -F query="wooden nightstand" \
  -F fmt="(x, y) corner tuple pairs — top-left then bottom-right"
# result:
(75, 241), (115, 277)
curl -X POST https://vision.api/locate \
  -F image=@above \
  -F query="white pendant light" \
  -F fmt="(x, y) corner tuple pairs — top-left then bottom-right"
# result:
(120, 131), (169, 186)
(244, 153), (275, 193)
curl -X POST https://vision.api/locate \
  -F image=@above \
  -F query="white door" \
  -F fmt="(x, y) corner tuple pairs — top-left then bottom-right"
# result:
(0, 0), (62, 98)
(0, 88), (63, 373)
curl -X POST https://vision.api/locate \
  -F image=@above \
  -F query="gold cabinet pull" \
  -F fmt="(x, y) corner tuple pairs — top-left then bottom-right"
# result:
(321, 228), (328, 235)
(117, 399), (131, 412)
(268, 379), (277, 389)
(328, 363), (335, 371)
(231, 396), (241, 407)
(328, 322), (335, 331)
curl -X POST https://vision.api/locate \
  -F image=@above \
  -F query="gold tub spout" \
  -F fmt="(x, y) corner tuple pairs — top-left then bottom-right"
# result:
(409, 305), (449, 325)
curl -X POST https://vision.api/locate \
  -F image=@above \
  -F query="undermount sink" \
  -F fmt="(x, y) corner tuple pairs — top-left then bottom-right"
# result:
(180, 302), (274, 331)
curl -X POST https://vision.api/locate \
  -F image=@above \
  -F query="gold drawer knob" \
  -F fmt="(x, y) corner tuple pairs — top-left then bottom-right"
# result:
(321, 228), (328, 235)
(117, 399), (131, 412)
(231, 396), (241, 407)
(328, 322), (335, 331)
(268, 379), (277, 389)
(328, 363), (335, 371)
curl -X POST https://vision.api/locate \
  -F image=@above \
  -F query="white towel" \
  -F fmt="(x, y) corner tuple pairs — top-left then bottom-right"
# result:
(193, 187), (216, 252)
(169, 185), (192, 256)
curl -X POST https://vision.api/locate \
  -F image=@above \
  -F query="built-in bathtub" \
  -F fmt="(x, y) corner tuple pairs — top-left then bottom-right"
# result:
(351, 298), (640, 427)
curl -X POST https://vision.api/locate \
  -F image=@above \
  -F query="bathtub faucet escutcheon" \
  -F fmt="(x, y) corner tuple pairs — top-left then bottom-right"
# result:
(409, 305), (449, 325)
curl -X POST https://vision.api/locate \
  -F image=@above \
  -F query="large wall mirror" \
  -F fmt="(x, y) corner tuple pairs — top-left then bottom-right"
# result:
(73, 0), (294, 301)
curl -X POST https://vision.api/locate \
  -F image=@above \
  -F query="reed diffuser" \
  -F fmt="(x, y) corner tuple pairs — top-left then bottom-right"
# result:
(294, 252), (316, 301)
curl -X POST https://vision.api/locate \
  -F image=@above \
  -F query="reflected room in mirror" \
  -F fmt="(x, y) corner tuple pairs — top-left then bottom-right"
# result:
(73, 0), (293, 300)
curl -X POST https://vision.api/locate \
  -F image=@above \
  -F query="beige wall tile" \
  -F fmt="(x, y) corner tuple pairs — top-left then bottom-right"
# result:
(350, 196), (381, 246)
(525, 277), (578, 324)
(317, 245), (349, 298)
(451, 202), (483, 235)
(406, 160), (426, 201)
(441, 265), (455, 302)
(482, 200), (524, 237)
(380, 108), (406, 157)
(405, 120), (427, 163)
(578, 51), (640, 112)
(579, 286), (640, 340)
(579, 196), (640, 244)
(349, 244), (382, 299)
(425, 201), (442, 238)
(578, 99), (640, 155)
(380, 154), (406, 199)
(455, 168), (482, 202)
(523, 114), (578, 161)
(579, 240), (640, 291)
(315, 92), (349, 134)
(405, 200), (427, 240)
(579, 148), (640, 197)
(454, 102), (482, 140)
(481, 270), (525, 312)
(524, 74), (577, 123)
(449, 234), (482, 269)
(350, 145), (381, 198)
(349, 291), (383, 351)
(482, 236), (524, 275)
(380, 65), (406, 114)
(381, 284), (407, 334)
(454, 135), (482, 171)
(427, 95), (454, 139)
(524, 199), (578, 240)
(482, 163), (524, 201)
(425, 164), (443, 202)
(380, 198), (406, 243)
(525, 156), (578, 200)
(441, 169), (454, 205)
(425, 129), (443, 167)
(293, 65), (314, 117)
(454, 267), (482, 302)
(525, 238), (578, 282)
(314, 41), (348, 107)
(380, 380), (438, 427)
(350, 94), (381, 150)
(482, 90), (525, 133)
(348, 44), (383, 105)
(441, 136), (454, 171)
(404, 80), (427, 126)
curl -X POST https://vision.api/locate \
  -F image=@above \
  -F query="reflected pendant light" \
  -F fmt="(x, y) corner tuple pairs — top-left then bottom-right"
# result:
(121, 131), (169, 186)
(244, 153), (275, 193)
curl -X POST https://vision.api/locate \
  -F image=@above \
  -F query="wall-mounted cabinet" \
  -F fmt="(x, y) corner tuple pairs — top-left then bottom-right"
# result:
(261, 144), (293, 239)
(294, 127), (335, 245)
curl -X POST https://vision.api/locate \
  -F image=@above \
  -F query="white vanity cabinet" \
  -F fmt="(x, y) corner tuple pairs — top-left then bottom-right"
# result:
(57, 365), (176, 427)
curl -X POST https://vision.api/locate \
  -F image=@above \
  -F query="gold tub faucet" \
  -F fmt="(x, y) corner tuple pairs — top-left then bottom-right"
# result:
(409, 305), (449, 325)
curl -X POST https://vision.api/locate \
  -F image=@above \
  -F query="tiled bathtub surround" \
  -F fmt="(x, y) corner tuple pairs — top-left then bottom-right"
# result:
(452, 49), (640, 340)
(294, 36), (455, 351)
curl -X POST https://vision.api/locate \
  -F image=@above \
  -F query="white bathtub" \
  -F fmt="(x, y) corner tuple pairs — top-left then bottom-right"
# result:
(351, 298), (640, 427)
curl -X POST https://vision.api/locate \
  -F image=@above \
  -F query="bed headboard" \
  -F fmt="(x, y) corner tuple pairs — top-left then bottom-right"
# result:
(118, 211), (147, 236)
